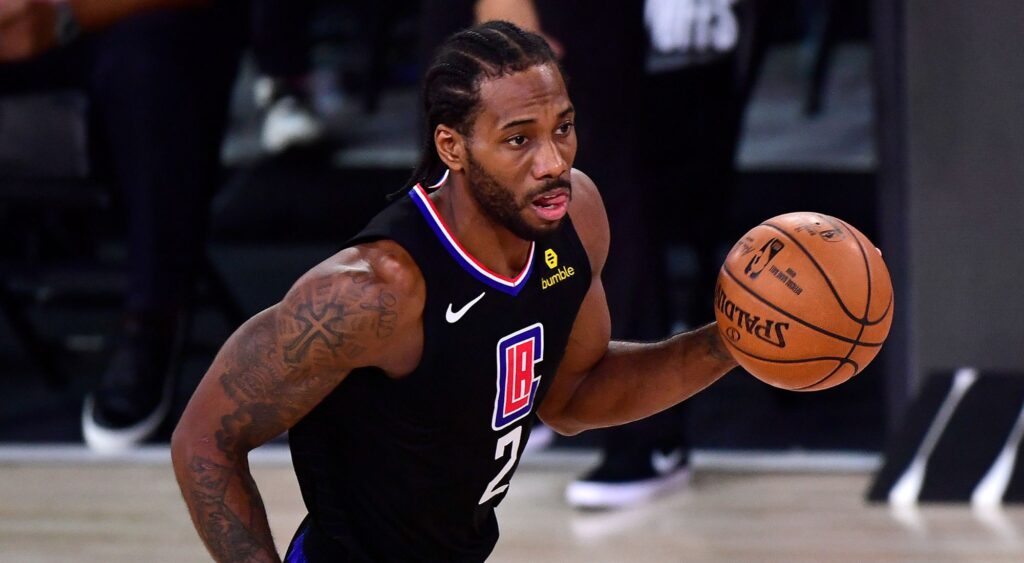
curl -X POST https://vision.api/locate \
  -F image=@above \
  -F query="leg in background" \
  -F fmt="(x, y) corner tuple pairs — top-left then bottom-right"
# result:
(82, 2), (247, 452)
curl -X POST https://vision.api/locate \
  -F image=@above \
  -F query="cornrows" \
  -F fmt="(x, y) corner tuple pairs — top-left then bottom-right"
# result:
(402, 21), (563, 193)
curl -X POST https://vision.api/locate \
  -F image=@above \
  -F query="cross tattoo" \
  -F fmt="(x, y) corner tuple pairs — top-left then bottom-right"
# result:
(283, 303), (349, 363)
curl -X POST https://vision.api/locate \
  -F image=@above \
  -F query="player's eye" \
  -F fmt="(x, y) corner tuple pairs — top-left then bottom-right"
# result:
(556, 121), (574, 135)
(506, 135), (528, 147)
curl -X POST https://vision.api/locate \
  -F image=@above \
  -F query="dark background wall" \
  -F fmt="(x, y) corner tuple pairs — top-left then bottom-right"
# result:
(905, 0), (1024, 392)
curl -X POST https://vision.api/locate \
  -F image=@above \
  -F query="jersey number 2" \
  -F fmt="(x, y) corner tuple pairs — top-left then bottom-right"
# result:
(478, 425), (522, 505)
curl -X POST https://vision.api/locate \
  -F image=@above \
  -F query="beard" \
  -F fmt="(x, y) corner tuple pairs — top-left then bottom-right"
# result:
(464, 149), (571, 241)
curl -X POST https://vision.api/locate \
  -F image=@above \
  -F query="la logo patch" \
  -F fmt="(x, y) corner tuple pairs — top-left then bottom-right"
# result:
(492, 323), (544, 430)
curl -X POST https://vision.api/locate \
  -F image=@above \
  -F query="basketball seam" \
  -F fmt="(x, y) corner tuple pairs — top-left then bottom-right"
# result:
(862, 294), (894, 327)
(761, 221), (867, 325)
(721, 266), (885, 347)
(838, 218), (893, 325)
(722, 337), (860, 370)
(724, 337), (858, 391)
(793, 222), (873, 390)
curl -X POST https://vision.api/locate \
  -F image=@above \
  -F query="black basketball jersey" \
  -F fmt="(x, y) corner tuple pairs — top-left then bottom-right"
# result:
(288, 177), (592, 562)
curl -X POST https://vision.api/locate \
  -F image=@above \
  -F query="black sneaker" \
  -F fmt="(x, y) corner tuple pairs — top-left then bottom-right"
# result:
(82, 312), (184, 453)
(565, 447), (690, 510)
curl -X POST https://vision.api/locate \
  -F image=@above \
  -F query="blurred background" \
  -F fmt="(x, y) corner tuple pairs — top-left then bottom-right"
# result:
(0, 0), (1020, 483)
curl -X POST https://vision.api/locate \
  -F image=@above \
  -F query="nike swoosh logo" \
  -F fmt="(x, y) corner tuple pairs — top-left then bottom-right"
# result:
(446, 292), (486, 324)
(651, 449), (685, 476)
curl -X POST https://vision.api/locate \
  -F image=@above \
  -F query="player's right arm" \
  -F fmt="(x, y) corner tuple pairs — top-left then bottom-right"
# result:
(171, 242), (423, 563)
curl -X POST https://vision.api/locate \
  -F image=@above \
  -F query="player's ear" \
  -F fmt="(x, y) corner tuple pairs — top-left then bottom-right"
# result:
(434, 125), (467, 172)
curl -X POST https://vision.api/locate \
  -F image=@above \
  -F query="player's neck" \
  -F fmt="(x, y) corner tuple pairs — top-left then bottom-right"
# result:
(431, 178), (533, 279)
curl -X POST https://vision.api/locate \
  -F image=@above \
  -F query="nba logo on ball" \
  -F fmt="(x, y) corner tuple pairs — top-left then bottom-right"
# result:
(716, 212), (894, 392)
(744, 238), (785, 280)
(492, 324), (544, 430)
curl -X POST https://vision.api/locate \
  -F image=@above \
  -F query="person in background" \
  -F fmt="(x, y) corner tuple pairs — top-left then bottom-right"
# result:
(0, 0), (247, 452)
(249, 0), (325, 153)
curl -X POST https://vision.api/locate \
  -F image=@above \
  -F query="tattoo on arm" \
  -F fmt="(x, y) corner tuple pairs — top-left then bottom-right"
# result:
(181, 270), (403, 562)
(279, 274), (398, 364)
(187, 455), (276, 562)
(282, 302), (350, 363)
(182, 316), (304, 562)
(361, 292), (398, 338)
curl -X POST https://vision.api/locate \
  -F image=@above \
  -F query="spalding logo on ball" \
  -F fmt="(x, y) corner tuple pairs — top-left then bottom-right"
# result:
(715, 212), (893, 391)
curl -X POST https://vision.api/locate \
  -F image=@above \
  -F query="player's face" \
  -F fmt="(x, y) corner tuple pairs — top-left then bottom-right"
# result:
(465, 63), (577, 241)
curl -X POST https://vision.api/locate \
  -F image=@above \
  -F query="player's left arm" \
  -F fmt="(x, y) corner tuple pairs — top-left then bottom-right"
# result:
(537, 170), (737, 436)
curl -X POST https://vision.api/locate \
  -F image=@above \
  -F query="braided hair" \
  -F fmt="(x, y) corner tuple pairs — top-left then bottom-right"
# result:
(402, 20), (563, 192)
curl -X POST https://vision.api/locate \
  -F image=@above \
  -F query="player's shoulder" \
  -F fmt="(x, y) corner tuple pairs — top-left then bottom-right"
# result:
(340, 240), (423, 294)
(316, 239), (420, 286)
(568, 168), (601, 210)
(285, 240), (426, 321)
(274, 239), (426, 370)
(269, 240), (424, 371)
(568, 168), (609, 272)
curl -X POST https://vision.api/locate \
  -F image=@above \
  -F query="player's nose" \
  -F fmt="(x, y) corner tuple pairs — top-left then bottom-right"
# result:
(532, 138), (569, 180)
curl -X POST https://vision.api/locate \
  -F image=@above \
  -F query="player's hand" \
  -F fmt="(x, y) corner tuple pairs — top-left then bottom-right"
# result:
(0, 0), (59, 62)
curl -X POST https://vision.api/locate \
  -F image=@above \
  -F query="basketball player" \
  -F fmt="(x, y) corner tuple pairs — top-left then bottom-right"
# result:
(171, 21), (737, 562)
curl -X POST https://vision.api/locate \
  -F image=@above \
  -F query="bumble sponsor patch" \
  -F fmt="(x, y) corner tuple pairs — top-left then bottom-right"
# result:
(541, 249), (575, 289)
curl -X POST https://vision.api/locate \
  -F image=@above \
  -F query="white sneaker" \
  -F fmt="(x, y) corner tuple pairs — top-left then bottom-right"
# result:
(82, 383), (172, 454)
(261, 96), (325, 153)
(81, 311), (183, 454)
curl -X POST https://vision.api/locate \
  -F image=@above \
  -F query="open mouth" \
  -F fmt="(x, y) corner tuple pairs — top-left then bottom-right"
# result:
(531, 189), (570, 221)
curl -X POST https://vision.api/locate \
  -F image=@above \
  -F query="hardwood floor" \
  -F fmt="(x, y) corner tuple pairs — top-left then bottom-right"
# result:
(2, 448), (1023, 562)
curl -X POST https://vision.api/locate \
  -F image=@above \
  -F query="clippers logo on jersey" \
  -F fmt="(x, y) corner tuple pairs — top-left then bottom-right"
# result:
(492, 324), (544, 431)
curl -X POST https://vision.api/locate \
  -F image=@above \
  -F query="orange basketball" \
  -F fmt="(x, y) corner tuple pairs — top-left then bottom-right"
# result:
(714, 212), (893, 391)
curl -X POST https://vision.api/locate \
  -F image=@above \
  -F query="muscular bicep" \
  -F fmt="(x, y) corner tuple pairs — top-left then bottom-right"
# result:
(178, 307), (339, 458)
(176, 260), (416, 458)
(537, 274), (611, 428)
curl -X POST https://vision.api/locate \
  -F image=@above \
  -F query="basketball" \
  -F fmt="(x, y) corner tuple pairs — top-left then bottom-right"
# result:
(714, 212), (893, 391)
